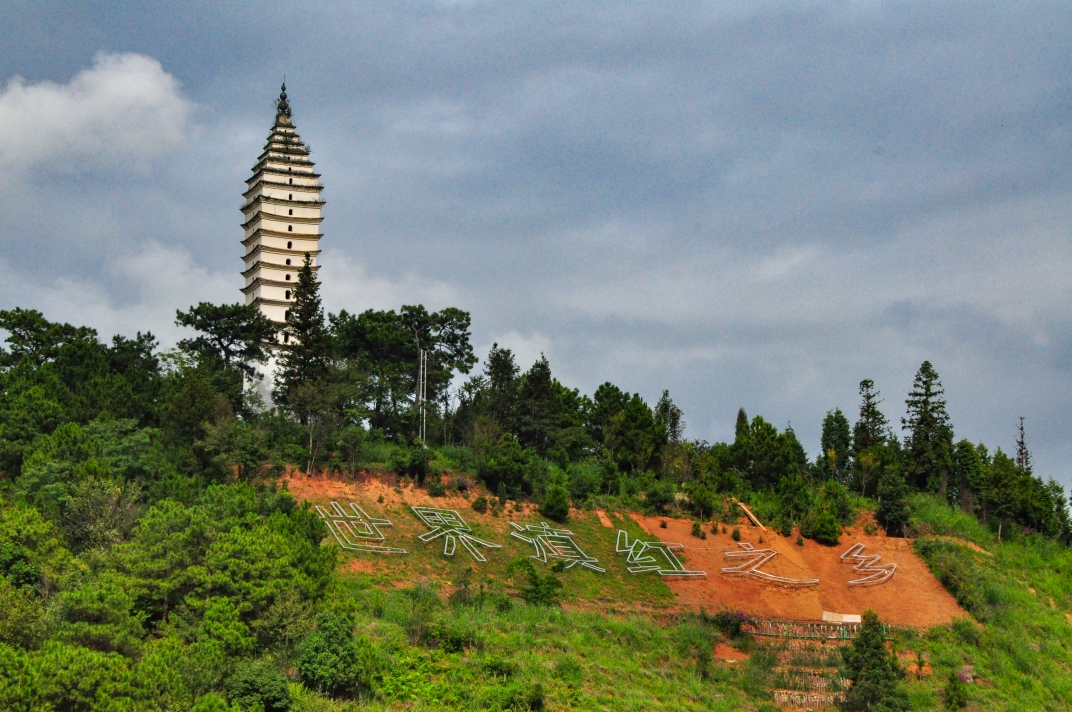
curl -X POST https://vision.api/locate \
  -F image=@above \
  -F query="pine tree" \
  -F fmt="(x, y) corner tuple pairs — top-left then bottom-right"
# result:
(902, 361), (954, 493)
(1015, 416), (1032, 476)
(273, 253), (331, 404)
(840, 610), (910, 711)
(853, 379), (889, 453)
(517, 355), (558, 454)
(876, 469), (910, 536)
(820, 408), (852, 483)
(484, 343), (520, 428)
(654, 390), (685, 443)
(734, 408), (749, 443)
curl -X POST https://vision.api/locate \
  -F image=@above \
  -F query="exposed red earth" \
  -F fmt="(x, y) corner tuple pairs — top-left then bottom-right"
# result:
(628, 513), (965, 627)
(284, 471), (964, 627)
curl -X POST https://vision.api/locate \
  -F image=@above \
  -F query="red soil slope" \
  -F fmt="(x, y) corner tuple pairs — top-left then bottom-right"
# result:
(630, 514), (965, 627)
(284, 471), (963, 627)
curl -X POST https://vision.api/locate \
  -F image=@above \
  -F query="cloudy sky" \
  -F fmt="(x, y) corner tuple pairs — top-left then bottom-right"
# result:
(2, 2), (1071, 483)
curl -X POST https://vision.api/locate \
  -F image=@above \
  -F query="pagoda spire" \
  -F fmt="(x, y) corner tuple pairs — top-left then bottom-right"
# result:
(276, 81), (291, 123)
(239, 84), (324, 327)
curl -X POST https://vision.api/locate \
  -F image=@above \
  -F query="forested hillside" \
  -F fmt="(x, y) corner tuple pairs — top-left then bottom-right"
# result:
(0, 259), (1070, 710)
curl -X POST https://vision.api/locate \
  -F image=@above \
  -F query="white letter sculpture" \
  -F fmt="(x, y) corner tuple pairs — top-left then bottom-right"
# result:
(411, 506), (502, 562)
(722, 542), (819, 585)
(316, 501), (407, 554)
(510, 522), (605, 572)
(615, 530), (706, 577)
(839, 543), (896, 585)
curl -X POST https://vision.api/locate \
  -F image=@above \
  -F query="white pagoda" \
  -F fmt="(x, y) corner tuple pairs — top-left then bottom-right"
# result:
(240, 83), (324, 324)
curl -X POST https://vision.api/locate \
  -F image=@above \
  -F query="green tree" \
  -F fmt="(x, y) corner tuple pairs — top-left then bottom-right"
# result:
(274, 253), (331, 404)
(902, 361), (954, 493)
(175, 303), (278, 379)
(297, 612), (382, 698)
(0, 308), (99, 370)
(804, 509), (841, 545)
(330, 305), (475, 439)
(175, 302), (277, 413)
(540, 483), (571, 523)
(477, 434), (534, 498)
(330, 309), (412, 434)
(840, 610), (909, 711)
(57, 575), (146, 657)
(876, 470), (910, 536)
(0, 640), (136, 711)
(506, 557), (564, 607)
(516, 356), (559, 455)
(483, 343), (521, 428)
(601, 391), (667, 473)
(820, 408), (852, 483)
(654, 390), (685, 443)
(0, 579), (49, 648)
(200, 417), (272, 482)
(225, 659), (291, 711)
(287, 380), (345, 475)
(732, 415), (808, 490)
(944, 669), (969, 709)
(950, 439), (984, 512)
(852, 379), (889, 453)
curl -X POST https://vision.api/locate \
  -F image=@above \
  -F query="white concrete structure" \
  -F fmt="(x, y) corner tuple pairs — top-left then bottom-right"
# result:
(240, 83), (323, 323)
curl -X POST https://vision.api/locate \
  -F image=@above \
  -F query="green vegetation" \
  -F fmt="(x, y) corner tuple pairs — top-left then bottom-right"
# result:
(0, 259), (1070, 708)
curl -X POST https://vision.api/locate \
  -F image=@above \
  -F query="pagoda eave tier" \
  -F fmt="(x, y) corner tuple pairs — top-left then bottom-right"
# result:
(240, 195), (326, 211)
(243, 244), (322, 261)
(258, 147), (310, 160)
(249, 155), (320, 171)
(242, 275), (321, 293)
(245, 168), (322, 186)
(242, 229), (323, 246)
(241, 214), (324, 230)
(243, 180), (324, 199)
(249, 296), (294, 309)
(242, 262), (322, 279)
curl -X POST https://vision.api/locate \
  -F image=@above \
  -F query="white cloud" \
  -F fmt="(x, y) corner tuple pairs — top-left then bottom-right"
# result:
(318, 252), (462, 315)
(0, 52), (193, 174)
(0, 242), (234, 347)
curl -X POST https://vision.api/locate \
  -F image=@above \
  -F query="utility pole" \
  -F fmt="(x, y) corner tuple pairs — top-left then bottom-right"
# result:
(416, 349), (428, 443)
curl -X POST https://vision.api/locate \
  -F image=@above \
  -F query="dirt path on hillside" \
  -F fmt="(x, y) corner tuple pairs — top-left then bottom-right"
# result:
(630, 515), (965, 627)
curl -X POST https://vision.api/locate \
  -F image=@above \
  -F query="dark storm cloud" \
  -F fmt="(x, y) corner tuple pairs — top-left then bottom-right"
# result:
(1, 2), (1071, 482)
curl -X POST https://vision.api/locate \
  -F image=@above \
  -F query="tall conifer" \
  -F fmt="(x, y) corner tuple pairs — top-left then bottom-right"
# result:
(820, 408), (852, 482)
(853, 379), (889, 454)
(273, 253), (331, 404)
(902, 361), (954, 492)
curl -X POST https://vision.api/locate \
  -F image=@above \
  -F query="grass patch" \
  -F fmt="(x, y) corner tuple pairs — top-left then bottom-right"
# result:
(901, 494), (1072, 709)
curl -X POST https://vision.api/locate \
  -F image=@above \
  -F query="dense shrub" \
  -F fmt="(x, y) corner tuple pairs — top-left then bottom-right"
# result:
(225, 659), (291, 711)
(706, 610), (750, 639)
(296, 612), (382, 698)
(645, 481), (675, 514)
(507, 558), (564, 607)
(540, 484), (570, 523)
(805, 510), (841, 545)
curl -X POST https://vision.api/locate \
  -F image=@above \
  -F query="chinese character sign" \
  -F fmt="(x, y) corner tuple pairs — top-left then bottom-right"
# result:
(410, 506), (502, 562)
(839, 543), (896, 586)
(615, 530), (706, 577)
(722, 542), (818, 585)
(316, 501), (407, 555)
(510, 522), (605, 573)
